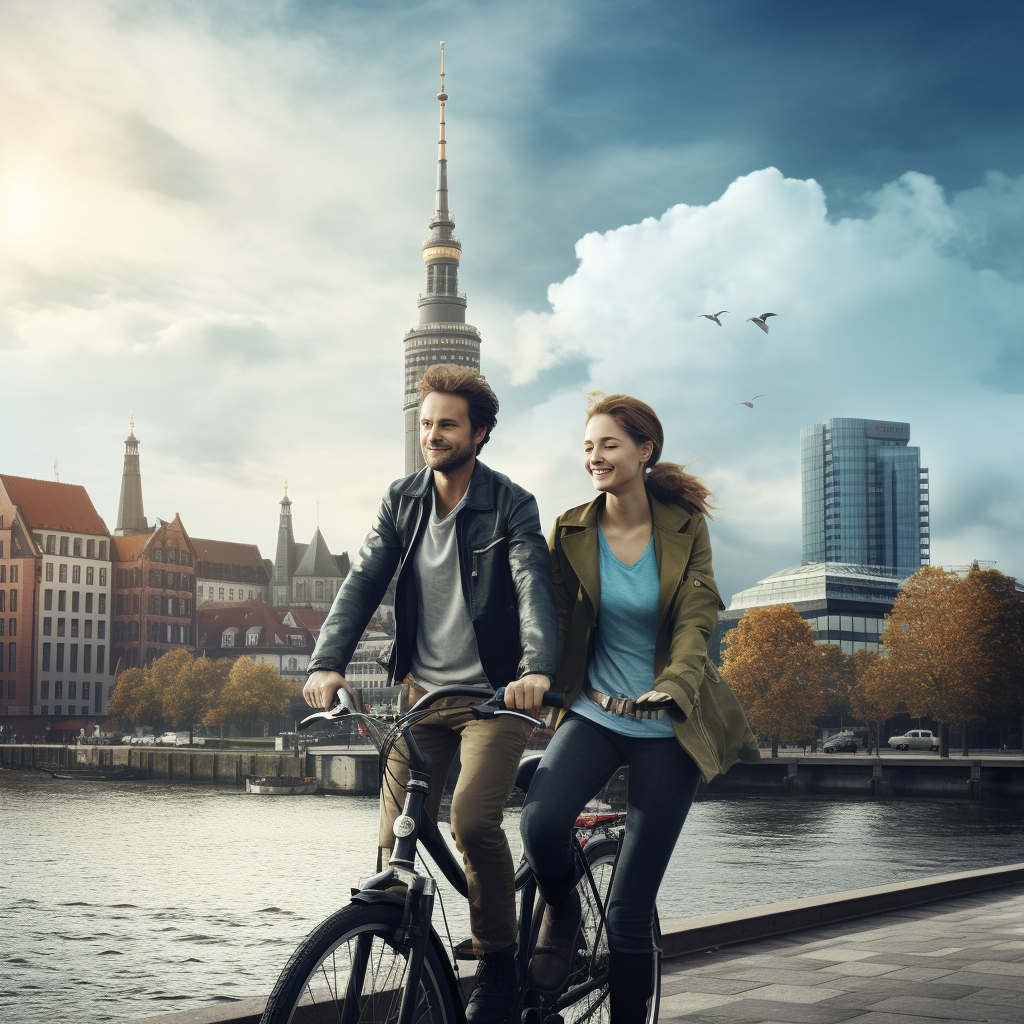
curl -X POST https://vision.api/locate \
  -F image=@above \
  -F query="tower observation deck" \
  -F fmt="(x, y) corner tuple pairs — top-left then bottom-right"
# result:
(402, 42), (482, 475)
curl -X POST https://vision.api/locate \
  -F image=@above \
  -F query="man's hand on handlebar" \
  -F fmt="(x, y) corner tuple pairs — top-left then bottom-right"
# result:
(503, 673), (551, 717)
(303, 670), (355, 710)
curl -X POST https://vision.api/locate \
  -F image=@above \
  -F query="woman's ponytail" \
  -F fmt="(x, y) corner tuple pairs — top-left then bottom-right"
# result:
(584, 391), (718, 519)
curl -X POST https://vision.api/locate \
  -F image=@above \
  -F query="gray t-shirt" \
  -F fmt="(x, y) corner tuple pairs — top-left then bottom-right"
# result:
(409, 490), (490, 693)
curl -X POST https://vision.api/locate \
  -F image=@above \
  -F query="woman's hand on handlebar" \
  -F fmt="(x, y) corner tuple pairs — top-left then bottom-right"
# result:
(503, 674), (551, 716)
(303, 670), (355, 710)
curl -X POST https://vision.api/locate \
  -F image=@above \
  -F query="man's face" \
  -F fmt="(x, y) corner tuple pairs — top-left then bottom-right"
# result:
(419, 391), (485, 472)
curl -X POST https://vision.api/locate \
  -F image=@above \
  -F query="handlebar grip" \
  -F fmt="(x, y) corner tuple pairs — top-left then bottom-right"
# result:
(493, 686), (565, 709)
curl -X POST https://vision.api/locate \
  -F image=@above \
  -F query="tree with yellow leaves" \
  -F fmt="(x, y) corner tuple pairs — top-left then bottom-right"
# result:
(818, 643), (856, 725)
(850, 649), (899, 755)
(885, 566), (994, 757)
(721, 605), (825, 757)
(160, 653), (225, 744)
(106, 667), (161, 728)
(218, 657), (297, 736)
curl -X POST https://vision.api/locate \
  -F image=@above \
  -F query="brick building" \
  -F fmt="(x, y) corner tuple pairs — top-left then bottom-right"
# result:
(111, 514), (197, 671)
(0, 474), (114, 728)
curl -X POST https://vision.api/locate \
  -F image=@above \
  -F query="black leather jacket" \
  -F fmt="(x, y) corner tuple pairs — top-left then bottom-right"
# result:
(306, 461), (558, 687)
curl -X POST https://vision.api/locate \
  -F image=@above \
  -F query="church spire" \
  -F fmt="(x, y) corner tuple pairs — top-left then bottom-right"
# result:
(114, 413), (148, 537)
(272, 479), (296, 607)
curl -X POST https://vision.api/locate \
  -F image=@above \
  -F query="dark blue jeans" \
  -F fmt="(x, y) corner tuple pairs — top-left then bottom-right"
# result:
(520, 713), (702, 954)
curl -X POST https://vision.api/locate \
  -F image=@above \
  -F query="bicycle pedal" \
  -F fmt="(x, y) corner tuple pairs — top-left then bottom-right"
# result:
(453, 938), (479, 960)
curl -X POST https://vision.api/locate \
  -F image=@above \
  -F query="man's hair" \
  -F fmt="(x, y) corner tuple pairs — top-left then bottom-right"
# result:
(417, 365), (499, 454)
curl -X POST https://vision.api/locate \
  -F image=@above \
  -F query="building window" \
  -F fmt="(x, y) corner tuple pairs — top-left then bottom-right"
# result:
(9, 590), (15, 612)
(59, 564), (68, 583)
(98, 621), (105, 639)
(86, 567), (94, 586)
(8, 566), (15, 584)
(54, 680), (63, 699)
(6, 643), (13, 671)
(57, 618), (66, 637)
(221, 632), (234, 647)
(72, 592), (80, 612)
(219, 588), (224, 600)
(153, 549), (162, 562)
(85, 593), (93, 613)
(8, 619), (15, 636)
(98, 594), (106, 614)
(84, 620), (92, 638)
(71, 619), (79, 638)
(7, 680), (13, 700)
(159, 623), (168, 643)
(248, 590), (253, 600)
(43, 617), (52, 636)
(68, 680), (77, 699)
(41, 680), (49, 699)
(181, 626), (190, 645)
(131, 595), (139, 614)
(73, 538), (82, 557)
(246, 632), (259, 647)
(53, 705), (61, 716)
(198, 585), (204, 598)
(83, 646), (91, 672)
(87, 540), (95, 558)
(70, 645), (78, 672)
(42, 643), (50, 671)
(59, 537), (69, 556)
(46, 535), (55, 554)
(99, 541), (106, 560)
(45, 562), (53, 582)
(97, 646), (105, 673)
(99, 567), (107, 586)
(58, 591), (67, 611)
(40, 706), (48, 716)
(0, 567), (5, 584)
(170, 625), (180, 643)
(288, 658), (298, 671)
(82, 681), (90, 699)
(0, 592), (4, 612)
(128, 621), (139, 642)
(316, 580), (325, 599)
(229, 588), (234, 600)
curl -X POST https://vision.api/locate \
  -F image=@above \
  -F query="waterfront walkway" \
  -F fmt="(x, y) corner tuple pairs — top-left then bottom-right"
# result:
(660, 884), (1024, 1024)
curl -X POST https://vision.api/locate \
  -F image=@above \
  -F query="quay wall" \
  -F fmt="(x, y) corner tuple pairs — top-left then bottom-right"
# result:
(4, 745), (1024, 800)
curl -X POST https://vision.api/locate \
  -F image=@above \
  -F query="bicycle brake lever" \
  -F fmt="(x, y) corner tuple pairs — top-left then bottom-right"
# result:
(298, 688), (358, 730)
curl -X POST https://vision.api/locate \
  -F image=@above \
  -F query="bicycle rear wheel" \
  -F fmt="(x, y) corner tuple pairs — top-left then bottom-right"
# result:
(260, 901), (457, 1024)
(560, 837), (661, 1024)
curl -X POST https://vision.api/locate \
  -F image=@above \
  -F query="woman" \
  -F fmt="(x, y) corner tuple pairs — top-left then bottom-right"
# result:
(519, 393), (759, 1023)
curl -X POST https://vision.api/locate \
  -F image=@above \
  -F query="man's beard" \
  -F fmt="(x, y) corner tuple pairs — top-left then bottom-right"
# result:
(422, 437), (475, 472)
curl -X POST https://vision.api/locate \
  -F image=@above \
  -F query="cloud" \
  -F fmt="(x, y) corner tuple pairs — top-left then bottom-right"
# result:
(484, 167), (1024, 599)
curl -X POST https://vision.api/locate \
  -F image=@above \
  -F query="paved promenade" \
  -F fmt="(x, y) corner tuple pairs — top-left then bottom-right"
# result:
(661, 884), (1024, 1024)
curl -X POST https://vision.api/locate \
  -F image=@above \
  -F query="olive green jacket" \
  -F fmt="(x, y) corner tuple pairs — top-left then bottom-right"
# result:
(548, 494), (760, 783)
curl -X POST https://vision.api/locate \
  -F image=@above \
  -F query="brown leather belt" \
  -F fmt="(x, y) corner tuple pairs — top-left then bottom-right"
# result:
(586, 686), (669, 720)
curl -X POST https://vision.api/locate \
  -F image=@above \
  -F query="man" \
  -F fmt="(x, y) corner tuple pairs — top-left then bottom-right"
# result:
(304, 364), (557, 1024)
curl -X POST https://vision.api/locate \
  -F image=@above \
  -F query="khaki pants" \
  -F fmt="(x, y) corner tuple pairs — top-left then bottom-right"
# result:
(378, 682), (534, 953)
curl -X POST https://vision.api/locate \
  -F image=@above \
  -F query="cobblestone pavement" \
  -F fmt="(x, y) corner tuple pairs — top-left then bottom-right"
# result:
(660, 884), (1024, 1024)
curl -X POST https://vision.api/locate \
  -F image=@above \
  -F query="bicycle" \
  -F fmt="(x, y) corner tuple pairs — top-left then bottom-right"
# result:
(259, 685), (661, 1024)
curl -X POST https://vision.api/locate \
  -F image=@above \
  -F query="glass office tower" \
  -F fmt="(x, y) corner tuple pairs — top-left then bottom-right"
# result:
(801, 418), (929, 572)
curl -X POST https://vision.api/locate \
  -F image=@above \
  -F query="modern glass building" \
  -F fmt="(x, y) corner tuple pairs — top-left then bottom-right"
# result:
(801, 418), (929, 572)
(708, 562), (908, 664)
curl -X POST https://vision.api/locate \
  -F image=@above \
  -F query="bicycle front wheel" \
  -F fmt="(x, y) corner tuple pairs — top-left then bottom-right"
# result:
(260, 901), (458, 1024)
(562, 837), (661, 1024)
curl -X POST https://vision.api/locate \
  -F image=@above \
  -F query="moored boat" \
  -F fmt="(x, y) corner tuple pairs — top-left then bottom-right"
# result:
(245, 775), (318, 795)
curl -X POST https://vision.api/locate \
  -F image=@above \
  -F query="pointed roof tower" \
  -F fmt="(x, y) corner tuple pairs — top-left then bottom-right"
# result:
(402, 42), (483, 474)
(272, 478), (297, 607)
(293, 526), (344, 580)
(114, 412), (149, 537)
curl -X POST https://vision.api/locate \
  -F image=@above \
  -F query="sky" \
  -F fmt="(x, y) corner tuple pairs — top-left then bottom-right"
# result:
(1, 0), (1021, 603)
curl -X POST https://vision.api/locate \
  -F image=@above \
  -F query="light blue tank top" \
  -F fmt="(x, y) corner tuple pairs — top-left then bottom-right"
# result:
(571, 524), (676, 737)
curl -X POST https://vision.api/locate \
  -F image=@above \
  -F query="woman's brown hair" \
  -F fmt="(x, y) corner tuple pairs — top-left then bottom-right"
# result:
(585, 392), (717, 518)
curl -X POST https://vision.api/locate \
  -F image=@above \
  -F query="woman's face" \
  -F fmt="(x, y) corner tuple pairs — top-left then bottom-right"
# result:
(583, 413), (652, 494)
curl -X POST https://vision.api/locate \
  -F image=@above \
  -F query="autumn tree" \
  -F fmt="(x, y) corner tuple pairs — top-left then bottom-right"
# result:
(218, 658), (297, 736)
(850, 650), (899, 755)
(721, 605), (825, 757)
(818, 644), (856, 725)
(106, 667), (161, 729)
(162, 655), (225, 744)
(885, 566), (997, 757)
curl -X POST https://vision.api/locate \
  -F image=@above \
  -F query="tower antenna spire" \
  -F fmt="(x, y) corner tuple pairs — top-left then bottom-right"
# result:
(438, 41), (447, 162)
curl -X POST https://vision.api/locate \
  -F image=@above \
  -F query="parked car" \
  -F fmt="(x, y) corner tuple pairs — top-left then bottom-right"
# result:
(887, 729), (940, 752)
(121, 735), (135, 745)
(823, 732), (859, 754)
(156, 732), (190, 746)
(133, 735), (156, 745)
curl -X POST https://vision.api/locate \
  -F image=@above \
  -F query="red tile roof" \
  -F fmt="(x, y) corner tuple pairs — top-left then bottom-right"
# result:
(191, 537), (266, 569)
(197, 601), (310, 648)
(0, 474), (109, 536)
(113, 533), (155, 561)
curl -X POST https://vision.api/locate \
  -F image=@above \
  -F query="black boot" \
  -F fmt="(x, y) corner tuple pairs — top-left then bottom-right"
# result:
(465, 944), (518, 1024)
(609, 949), (655, 1024)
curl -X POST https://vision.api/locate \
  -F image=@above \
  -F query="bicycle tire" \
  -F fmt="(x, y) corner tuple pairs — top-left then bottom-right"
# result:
(559, 837), (661, 1024)
(260, 901), (458, 1024)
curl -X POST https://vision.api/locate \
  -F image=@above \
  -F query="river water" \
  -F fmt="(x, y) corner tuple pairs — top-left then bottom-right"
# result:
(2, 771), (1023, 1024)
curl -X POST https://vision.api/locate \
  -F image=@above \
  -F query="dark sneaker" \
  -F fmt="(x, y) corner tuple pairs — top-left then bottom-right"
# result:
(465, 944), (518, 1024)
(527, 889), (582, 998)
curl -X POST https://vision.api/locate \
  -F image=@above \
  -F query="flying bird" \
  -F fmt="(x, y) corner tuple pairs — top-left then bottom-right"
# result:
(698, 310), (729, 326)
(747, 313), (777, 334)
(735, 395), (764, 409)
